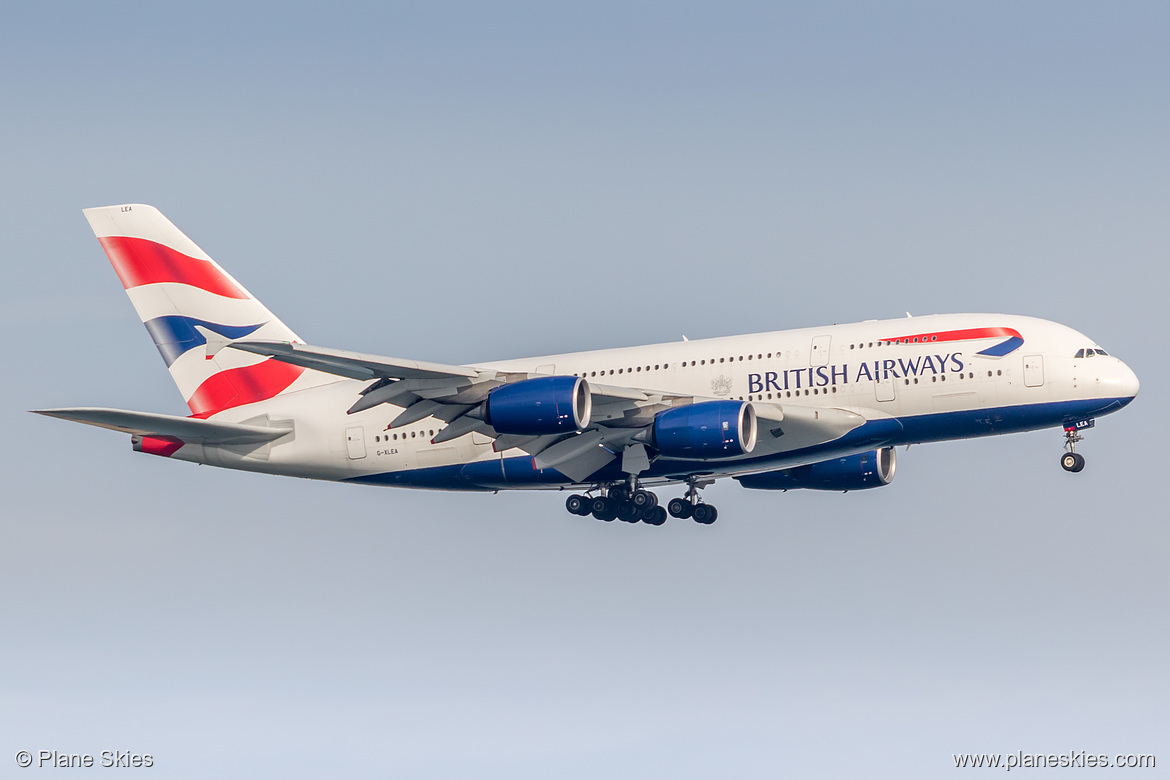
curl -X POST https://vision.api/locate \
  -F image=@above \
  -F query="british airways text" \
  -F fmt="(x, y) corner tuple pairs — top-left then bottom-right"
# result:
(747, 353), (966, 393)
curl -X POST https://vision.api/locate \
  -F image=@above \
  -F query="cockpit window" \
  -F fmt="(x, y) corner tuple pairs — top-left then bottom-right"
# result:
(1094, 349), (1109, 356)
(1085, 349), (1096, 358)
(1075, 349), (1085, 358)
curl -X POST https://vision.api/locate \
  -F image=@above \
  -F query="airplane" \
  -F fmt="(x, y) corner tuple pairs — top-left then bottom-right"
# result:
(36, 204), (1140, 525)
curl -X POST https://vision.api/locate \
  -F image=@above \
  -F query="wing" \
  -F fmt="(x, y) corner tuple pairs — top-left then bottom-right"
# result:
(227, 340), (484, 382)
(224, 340), (888, 483)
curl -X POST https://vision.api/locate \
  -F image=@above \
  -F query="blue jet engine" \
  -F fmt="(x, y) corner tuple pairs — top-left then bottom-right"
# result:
(736, 447), (897, 491)
(652, 400), (758, 459)
(483, 376), (592, 435)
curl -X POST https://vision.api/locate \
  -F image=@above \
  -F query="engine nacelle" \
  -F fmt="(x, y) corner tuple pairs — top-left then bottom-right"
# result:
(736, 447), (896, 491)
(483, 376), (591, 435)
(653, 400), (757, 459)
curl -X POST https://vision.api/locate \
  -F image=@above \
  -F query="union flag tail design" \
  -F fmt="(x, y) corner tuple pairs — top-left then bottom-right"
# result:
(84, 204), (335, 417)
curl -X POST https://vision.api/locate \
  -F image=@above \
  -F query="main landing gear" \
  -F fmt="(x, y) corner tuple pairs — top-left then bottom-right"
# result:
(1060, 424), (1087, 473)
(565, 476), (719, 525)
(666, 476), (719, 524)
(565, 486), (667, 525)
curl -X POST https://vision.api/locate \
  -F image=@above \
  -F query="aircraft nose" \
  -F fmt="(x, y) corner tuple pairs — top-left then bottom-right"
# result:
(1119, 360), (1140, 400)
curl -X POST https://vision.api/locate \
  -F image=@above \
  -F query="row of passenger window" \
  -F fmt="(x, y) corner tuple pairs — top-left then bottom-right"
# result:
(849, 337), (938, 349)
(569, 338), (982, 379)
(572, 352), (787, 379)
(743, 387), (840, 402)
(374, 429), (436, 443)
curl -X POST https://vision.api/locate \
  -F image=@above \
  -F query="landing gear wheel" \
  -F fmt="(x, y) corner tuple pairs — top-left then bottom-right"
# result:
(667, 498), (693, 519)
(692, 504), (718, 524)
(566, 494), (590, 515)
(644, 506), (668, 526)
(591, 496), (617, 521)
(631, 489), (657, 509)
(1061, 452), (1086, 473)
(616, 501), (639, 523)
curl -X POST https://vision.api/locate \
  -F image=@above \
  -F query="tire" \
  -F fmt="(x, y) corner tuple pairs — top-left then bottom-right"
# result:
(692, 504), (713, 524)
(616, 501), (638, 523)
(667, 498), (691, 518)
(631, 490), (656, 508)
(566, 494), (588, 515)
(1061, 453), (1081, 472)
(591, 496), (616, 521)
(1071, 453), (1086, 473)
(645, 506), (668, 526)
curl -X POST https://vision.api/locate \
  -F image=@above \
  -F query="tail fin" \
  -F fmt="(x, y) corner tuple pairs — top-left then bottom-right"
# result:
(84, 204), (331, 417)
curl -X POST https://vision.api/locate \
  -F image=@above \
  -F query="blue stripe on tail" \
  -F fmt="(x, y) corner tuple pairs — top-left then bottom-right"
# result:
(143, 316), (264, 367)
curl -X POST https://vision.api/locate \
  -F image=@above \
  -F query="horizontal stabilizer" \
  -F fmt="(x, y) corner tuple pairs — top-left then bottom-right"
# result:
(33, 407), (292, 444)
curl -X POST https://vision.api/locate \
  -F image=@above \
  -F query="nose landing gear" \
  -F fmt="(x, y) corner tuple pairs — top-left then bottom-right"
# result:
(1061, 451), (1085, 472)
(1060, 422), (1089, 473)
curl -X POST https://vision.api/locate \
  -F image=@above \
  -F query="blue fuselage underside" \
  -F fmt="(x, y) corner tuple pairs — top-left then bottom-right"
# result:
(345, 397), (1130, 491)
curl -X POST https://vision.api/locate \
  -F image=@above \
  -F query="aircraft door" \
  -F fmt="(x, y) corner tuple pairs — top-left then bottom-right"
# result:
(345, 426), (367, 459)
(1023, 355), (1045, 387)
(875, 372), (896, 402)
(810, 335), (831, 367)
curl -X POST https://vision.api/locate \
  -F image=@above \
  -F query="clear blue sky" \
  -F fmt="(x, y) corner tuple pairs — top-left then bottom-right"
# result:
(2, 3), (1166, 777)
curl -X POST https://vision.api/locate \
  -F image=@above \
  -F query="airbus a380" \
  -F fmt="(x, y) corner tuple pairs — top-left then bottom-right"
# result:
(37, 205), (1140, 525)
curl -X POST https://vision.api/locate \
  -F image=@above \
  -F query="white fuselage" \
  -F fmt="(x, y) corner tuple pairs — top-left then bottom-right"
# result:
(173, 313), (1139, 491)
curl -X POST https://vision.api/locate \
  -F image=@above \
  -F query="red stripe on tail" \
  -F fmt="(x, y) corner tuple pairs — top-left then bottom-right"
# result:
(187, 360), (305, 417)
(98, 236), (249, 298)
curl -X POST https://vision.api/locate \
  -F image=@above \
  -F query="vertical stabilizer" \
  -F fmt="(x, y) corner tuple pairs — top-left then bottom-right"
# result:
(83, 204), (335, 417)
